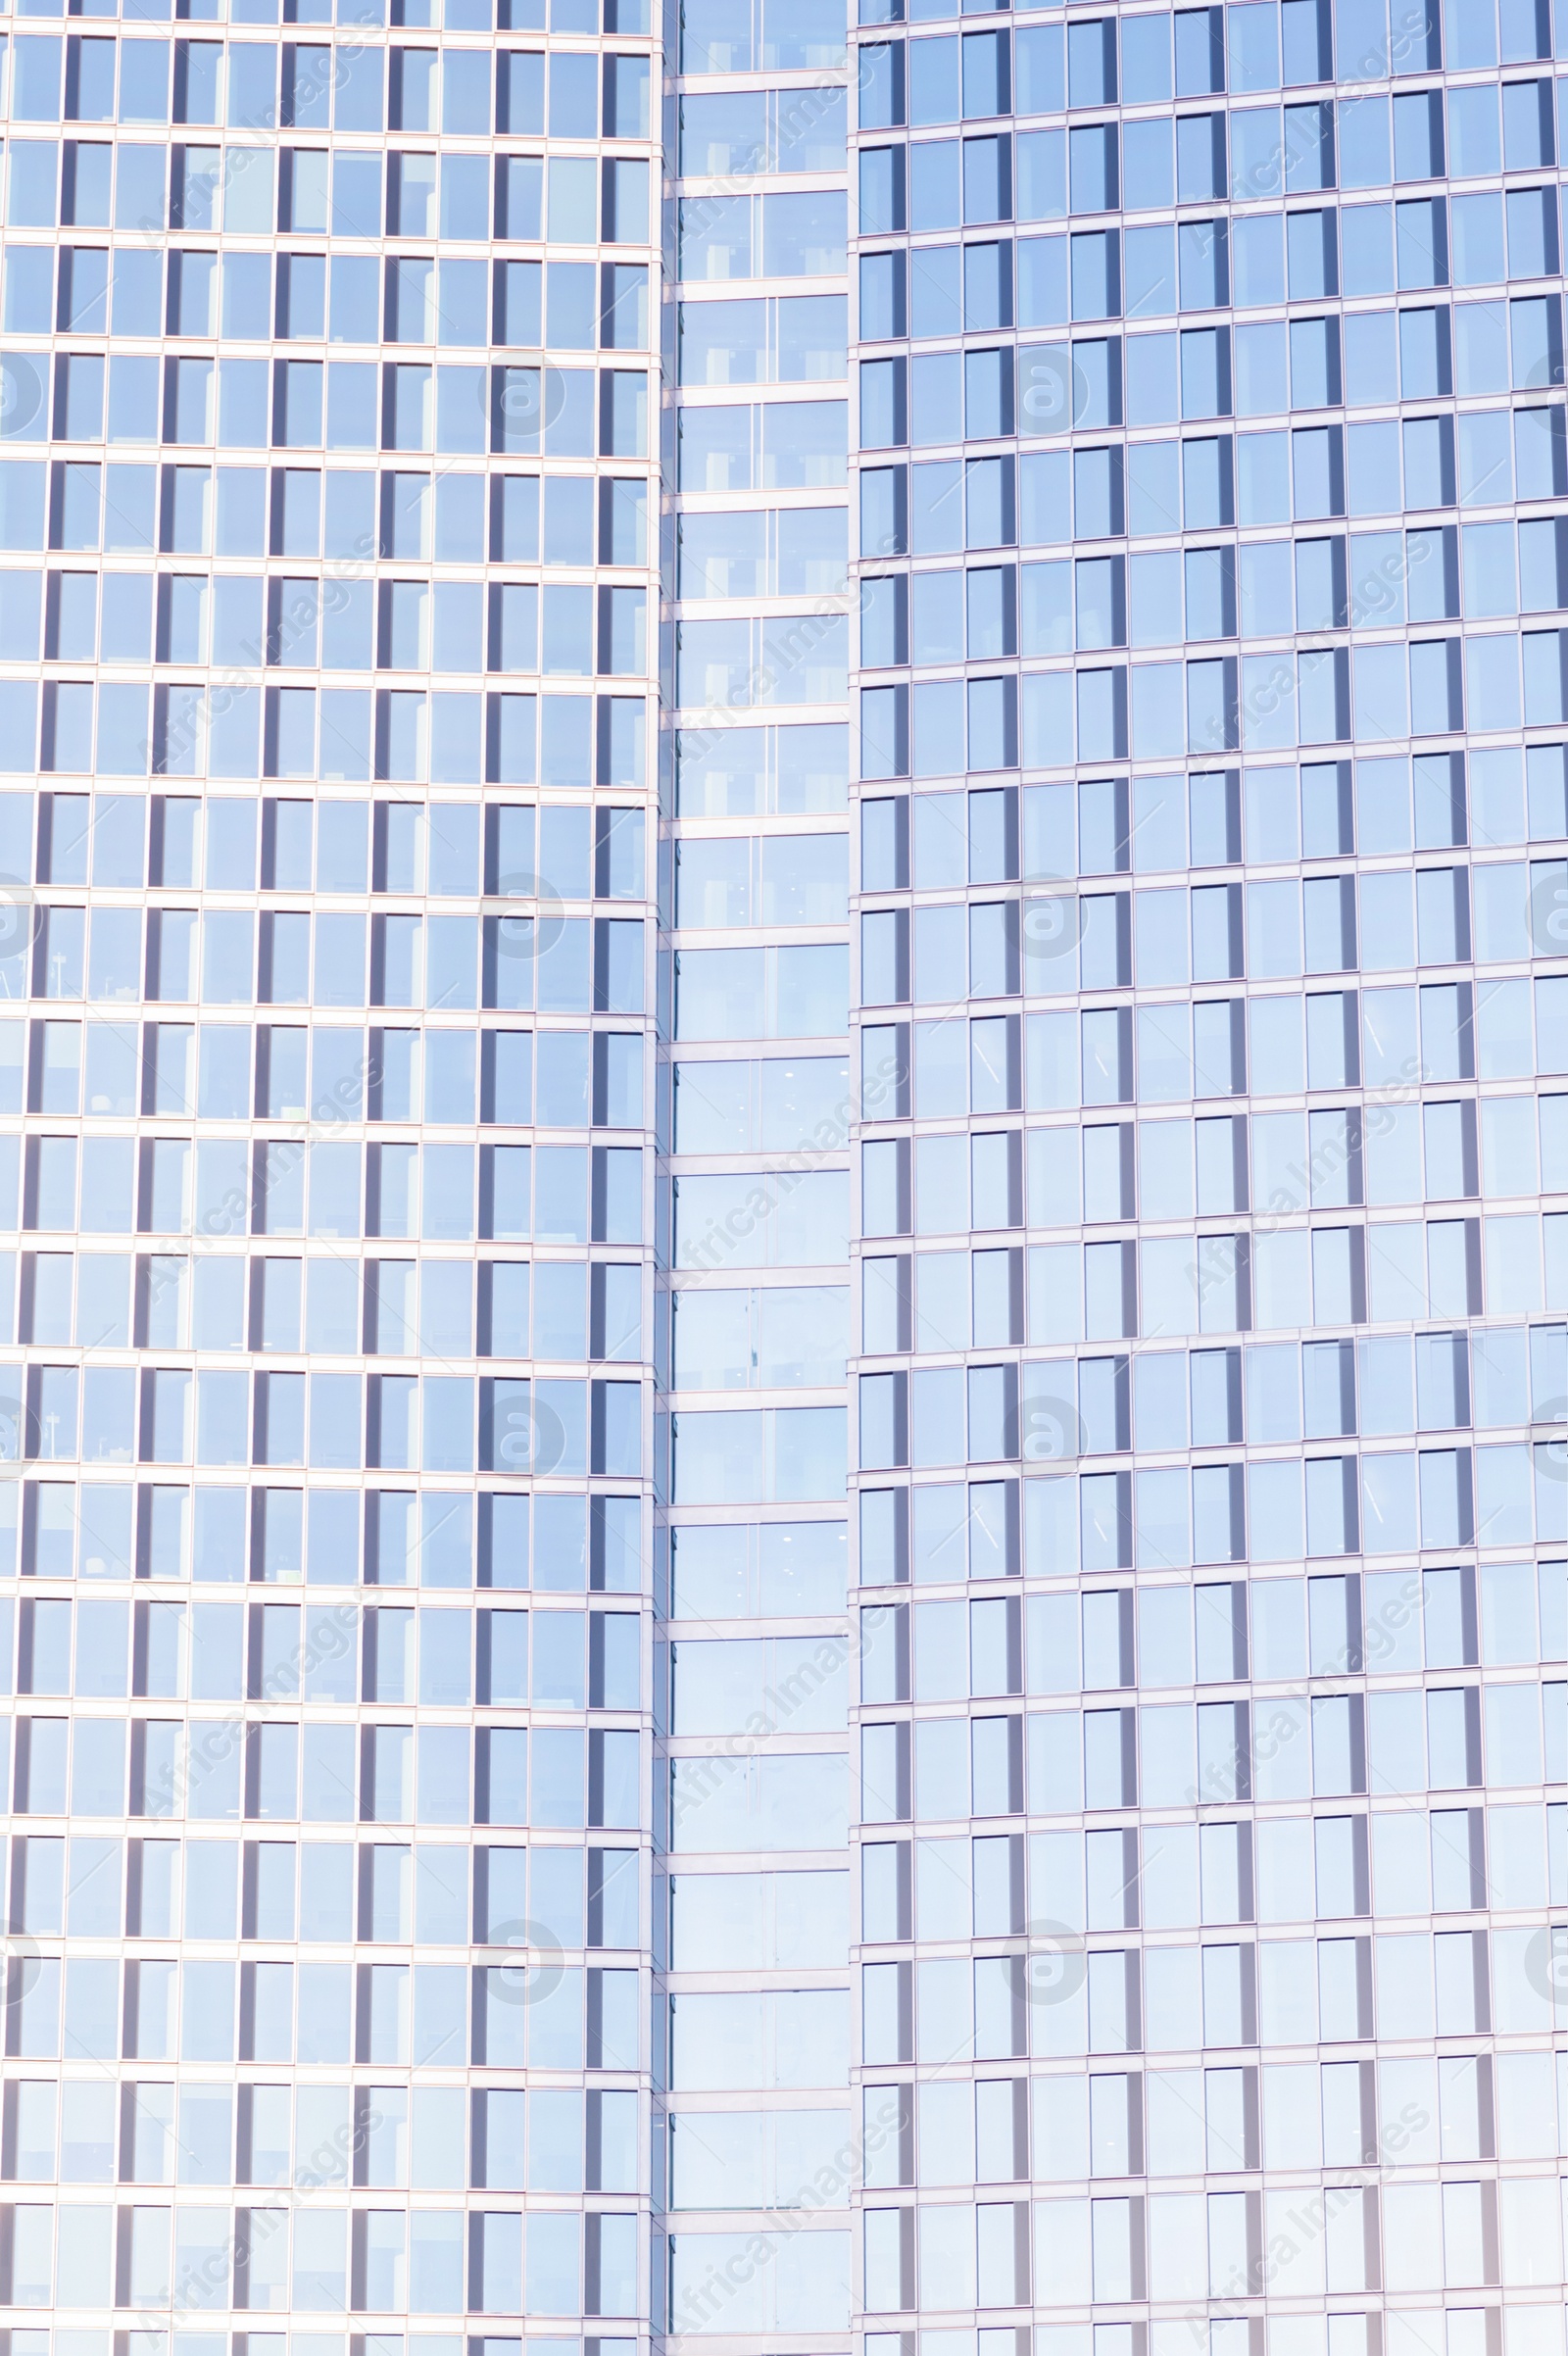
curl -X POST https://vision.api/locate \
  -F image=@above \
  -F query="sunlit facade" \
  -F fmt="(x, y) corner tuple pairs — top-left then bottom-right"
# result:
(14, 6), (1568, 2356)
(0, 0), (659, 2347)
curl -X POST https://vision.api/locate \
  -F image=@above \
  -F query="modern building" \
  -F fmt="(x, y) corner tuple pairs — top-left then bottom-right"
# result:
(7, 6), (1568, 2356)
(690, 0), (1568, 2345)
(0, 0), (659, 2346)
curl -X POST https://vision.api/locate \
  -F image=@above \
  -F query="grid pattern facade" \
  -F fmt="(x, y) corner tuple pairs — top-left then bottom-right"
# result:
(12, 5), (1568, 2356)
(0, 0), (662, 2350)
(832, 5), (1568, 2356)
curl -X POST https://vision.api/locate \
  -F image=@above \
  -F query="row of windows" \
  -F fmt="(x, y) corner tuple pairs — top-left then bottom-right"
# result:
(672, 614), (851, 716)
(670, 720), (852, 814)
(863, 1075), (1568, 1203)
(0, 1360), (643, 1475)
(0, 579), (652, 680)
(3, 1713), (642, 1826)
(705, 1015), (1568, 1152)
(673, 188), (848, 281)
(0, 792), (641, 896)
(858, 1814), (1567, 1941)
(856, 1454), (1557, 1581)
(857, 308), (1563, 442)
(866, 1554), (1555, 1677)
(724, 1573), (1553, 1705)
(668, 1054), (852, 1155)
(905, 195), (1565, 319)
(860, 764), (1567, 892)
(860, 1125), (1568, 1319)
(856, 425), (1564, 573)
(0, 2191), (642, 2316)
(837, 2053), (1563, 2184)
(3, 1954), (640, 2079)
(865, 867), (1568, 995)
(683, 729), (1540, 842)
(675, 85), (849, 178)
(862, 1246), (1568, 1373)
(0, 1249), (645, 1358)
(665, 1401), (848, 1507)
(0, 1593), (639, 1701)
(15, 250), (651, 355)
(673, 398), (849, 491)
(674, 833), (848, 924)
(857, 445), (1563, 595)
(671, 944), (849, 1039)
(895, 1083), (1568, 1221)
(859, 42), (1561, 192)
(0, 904), (647, 1010)
(862, 1305), (1568, 1439)
(0, 473), (649, 573)
(854, 0), (1523, 102)
(867, 2177), (1551, 2311)
(0, 35), (651, 141)
(6, 2076), (640, 2192)
(0, 1478), (635, 1586)
(855, 1230), (1568, 1357)
(861, 209), (1567, 346)
(862, 1675), (1567, 1806)
(0, 1130), (643, 1236)
(0, 366), (651, 469)
(0, 1134), (650, 1249)
(674, 507), (845, 603)
(850, 1714), (1568, 1846)
(1038, 1090), (1568, 1214)
(937, 1532), (1556, 1664)
(3, 1027), (642, 1131)
(21, 578), (647, 678)
(675, 0), (847, 75)
(853, 638), (1568, 783)
(673, 293), (848, 386)
(6, 123), (661, 258)
(0, 685), (639, 788)
(0, 1837), (636, 1946)
(46, 142), (646, 243)
(670, 1282), (848, 1390)
(858, 1940), (1524, 2077)
(848, 993), (1556, 1125)
(0, 0), (625, 30)
(856, 529), (1568, 665)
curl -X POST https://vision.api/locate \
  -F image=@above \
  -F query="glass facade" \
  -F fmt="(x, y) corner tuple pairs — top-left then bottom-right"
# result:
(15, 0), (1568, 2352)
(825, 0), (1568, 2352)
(0, 0), (659, 2344)
(687, 0), (1568, 2341)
